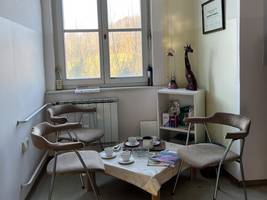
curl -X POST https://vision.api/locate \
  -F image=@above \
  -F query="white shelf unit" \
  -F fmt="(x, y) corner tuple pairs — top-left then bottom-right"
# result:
(157, 88), (205, 144)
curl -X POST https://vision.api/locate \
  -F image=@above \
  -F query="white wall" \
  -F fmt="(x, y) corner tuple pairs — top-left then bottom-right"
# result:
(151, 0), (166, 86)
(240, 0), (267, 181)
(195, 0), (240, 141)
(41, 0), (56, 91)
(163, 0), (197, 87)
(0, 0), (45, 199)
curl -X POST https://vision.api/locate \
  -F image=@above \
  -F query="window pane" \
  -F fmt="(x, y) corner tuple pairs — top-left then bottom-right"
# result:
(64, 32), (101, 79)
(109, 31), (143, 78)
(62, 0), (98, 30)
(107, 0), (141, 29)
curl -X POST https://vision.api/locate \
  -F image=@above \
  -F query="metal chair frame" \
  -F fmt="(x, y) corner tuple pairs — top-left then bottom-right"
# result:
(31, 122), (103, 200)
(172, 113), (251, 200)
(48, 150), (99, 200)
(48, 104), (104, 151)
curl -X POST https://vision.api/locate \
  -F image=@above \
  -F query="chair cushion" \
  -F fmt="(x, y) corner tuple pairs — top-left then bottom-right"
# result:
(178, 143), (239, 168)
(47, 150), (105, 175)
(59, 128), (104, 143)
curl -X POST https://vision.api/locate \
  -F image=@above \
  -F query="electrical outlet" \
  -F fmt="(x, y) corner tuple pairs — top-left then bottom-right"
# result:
(21, 137), (29, 154)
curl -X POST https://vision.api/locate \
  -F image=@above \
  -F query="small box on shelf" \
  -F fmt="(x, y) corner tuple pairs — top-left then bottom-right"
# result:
(161, 104), (194, 130)
(162, 113), (169, 127)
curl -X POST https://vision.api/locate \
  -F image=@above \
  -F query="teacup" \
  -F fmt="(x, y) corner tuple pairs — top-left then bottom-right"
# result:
(104, 147), (113, 157)
(128, 137), (137, 145)
(152, 136), (160, 145)
(143, 139), (153, 148)
(121, 151), (131, 162)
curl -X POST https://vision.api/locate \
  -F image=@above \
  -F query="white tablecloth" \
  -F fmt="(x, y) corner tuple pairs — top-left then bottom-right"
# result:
(101, 142), (188, 196)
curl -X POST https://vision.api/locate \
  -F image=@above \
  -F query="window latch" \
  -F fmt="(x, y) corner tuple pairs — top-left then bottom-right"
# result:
(104, 34), (107, 40)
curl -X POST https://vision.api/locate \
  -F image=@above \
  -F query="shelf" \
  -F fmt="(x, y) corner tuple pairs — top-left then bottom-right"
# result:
(158, 88), (203, 96)
(169, 138), (195, 145)
(159, 126), (195, 134)
(46, 86), (160, 95)
(157, 87), (205, 143)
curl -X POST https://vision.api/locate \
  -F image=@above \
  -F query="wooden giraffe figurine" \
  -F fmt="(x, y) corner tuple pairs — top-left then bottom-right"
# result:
(184, 45), (198, 91)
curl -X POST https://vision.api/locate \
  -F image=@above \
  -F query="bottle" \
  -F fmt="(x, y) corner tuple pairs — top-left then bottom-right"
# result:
(168, 73), (178, 89)
(147, 65), (153, 86)
(55, 68), (63, 90)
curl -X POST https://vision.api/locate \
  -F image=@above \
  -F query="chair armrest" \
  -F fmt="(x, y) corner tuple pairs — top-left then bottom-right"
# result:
(52, 123), (82, 132)
(50, 116), (68, 124)
(225, 131), (247, 140)
(47, 141), (84, 151)
(78, 107), (96, 113)
(184, 117), (207, 124)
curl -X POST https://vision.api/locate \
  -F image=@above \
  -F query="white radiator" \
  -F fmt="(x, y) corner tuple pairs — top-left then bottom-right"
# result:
(55, 98), (119, 143)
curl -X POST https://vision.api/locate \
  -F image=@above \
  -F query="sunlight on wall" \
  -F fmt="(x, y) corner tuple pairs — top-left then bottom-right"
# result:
(163, 0), (197, 88)
(195, 0), (240, 146)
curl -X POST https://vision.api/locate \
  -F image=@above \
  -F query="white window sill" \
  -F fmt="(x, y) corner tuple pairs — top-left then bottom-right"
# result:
(46, 86), (161, 95)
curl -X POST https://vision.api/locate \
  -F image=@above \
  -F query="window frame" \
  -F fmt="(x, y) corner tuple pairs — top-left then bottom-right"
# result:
(53, 0), (151, 88)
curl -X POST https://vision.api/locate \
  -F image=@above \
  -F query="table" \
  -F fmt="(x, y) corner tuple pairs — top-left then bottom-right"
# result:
(100, 142), (188, 200)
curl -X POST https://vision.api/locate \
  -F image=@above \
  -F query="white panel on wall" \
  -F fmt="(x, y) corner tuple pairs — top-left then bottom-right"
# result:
(140, 121), (158, 137)
(14, 22), (45, 120)
(0, 14), (45, 200)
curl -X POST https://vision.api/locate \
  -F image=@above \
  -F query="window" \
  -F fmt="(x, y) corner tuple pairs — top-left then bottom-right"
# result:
(54, 0), (151, 87)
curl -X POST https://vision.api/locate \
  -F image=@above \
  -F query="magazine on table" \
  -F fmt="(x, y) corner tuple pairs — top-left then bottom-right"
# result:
(147, 158), (170, 167)
(148, 150), (180, 167)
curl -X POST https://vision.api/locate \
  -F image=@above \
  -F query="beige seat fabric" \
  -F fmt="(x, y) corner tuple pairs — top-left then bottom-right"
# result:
(47, 150), (105, 175)
(59, 128), (104, 143)
(178, 143), (239, 169)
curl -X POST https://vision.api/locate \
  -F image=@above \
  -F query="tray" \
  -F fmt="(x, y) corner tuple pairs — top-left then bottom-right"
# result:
(122, 140), (166, 152)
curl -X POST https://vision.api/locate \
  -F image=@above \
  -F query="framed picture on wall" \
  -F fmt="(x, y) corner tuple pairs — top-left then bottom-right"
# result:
(202, 0), (225, 34)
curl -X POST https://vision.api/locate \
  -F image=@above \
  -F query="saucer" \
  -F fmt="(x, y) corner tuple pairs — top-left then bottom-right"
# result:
(125, 141), (140, 147)
(100, 152), (116, 159)
(118, 157), (135, 165)
(152, 140), (161, 146)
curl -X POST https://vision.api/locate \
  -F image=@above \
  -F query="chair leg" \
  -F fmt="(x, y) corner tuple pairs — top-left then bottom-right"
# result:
(48, 154), (57, 200)
(80, 174), (85, 189)
(90, 172), (100, 195)
(172, 160), (184, 195)
(215, 167), (223, 191)
(99, 139), (104, 151)
(213, 139), (234, 200)
(74, 151), (100, 200)
(240, 159), (247, 200)
(213, 162), (223, 200)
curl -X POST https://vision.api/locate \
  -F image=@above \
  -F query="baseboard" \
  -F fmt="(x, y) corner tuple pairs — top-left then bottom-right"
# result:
(224, 169), (267, 186)
(21, 151), (49, 200)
